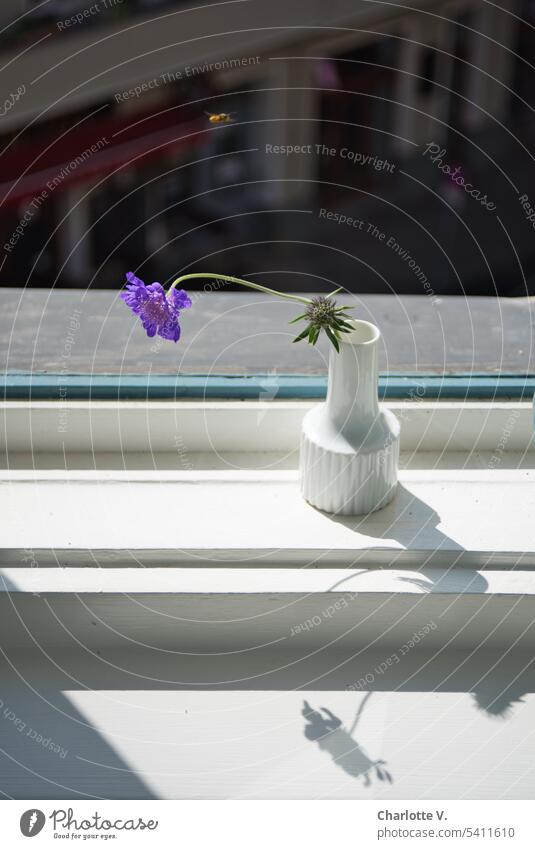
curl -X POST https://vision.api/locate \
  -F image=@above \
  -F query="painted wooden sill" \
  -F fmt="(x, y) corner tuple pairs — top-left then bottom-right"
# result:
(0, 466), (533, 568)
(0, 398), (533, 655)
(0, 398), (533, 568)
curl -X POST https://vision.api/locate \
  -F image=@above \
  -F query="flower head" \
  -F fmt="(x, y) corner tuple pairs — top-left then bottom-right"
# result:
(120, 272), (191, 342)
(290, 292), (354, 351)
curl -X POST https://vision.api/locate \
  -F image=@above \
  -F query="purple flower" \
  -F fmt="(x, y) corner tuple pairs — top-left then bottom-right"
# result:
(120, 272), (192, 342)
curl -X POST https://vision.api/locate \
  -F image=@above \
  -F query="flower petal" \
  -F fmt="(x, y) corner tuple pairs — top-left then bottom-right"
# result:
(121, 272), (150, 321)
(168, 288), (192, 311)
(121, 290), (143, 310)
(146, 282), (166, 298)
(141, 320), (158, 337)
(126, 272), (145, 288)
(158, 318), (181, 342)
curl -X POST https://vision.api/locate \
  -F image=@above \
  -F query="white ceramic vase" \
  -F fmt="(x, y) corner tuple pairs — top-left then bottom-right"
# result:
(300, 319), (400, 515)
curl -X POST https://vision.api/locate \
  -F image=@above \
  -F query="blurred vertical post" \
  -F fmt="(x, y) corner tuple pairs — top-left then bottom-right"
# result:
(464, 4), (516, 130)
(260, 56), (318, 205)
(58, 185), (93, 285)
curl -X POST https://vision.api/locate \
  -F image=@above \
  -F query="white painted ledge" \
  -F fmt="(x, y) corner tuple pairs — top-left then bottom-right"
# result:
(1, 400), (534, 454)
(4, 565), (534, 595)
(1, 467), (534, 567)
(1, 401), (534, 801)
(1, 566), (534, 653)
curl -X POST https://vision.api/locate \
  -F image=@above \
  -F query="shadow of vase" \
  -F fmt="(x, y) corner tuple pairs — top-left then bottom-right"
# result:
(321, 484), (489, 595)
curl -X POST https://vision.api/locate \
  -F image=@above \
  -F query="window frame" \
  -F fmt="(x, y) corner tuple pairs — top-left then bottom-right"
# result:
(2, 372), (534, 400)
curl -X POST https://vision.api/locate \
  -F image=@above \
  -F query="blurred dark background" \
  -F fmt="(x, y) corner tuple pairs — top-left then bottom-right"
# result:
(0, 0), (534, 296)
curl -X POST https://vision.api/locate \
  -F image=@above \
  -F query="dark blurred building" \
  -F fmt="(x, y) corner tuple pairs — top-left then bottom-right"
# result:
(0, 0), (531, 294)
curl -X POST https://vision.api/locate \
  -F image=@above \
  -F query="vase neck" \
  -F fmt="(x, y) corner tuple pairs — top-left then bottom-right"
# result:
(326, 330), (380, 433)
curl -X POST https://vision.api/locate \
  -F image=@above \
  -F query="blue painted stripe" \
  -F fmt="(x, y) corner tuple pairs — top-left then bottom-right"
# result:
(1, 373), (534, 400)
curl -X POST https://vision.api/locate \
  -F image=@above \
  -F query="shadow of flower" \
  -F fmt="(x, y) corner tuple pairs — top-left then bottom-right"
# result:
(302, 697), (392, 787)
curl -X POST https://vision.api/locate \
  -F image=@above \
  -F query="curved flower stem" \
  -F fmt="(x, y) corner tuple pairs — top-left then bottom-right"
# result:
(169, 273), (313, 305)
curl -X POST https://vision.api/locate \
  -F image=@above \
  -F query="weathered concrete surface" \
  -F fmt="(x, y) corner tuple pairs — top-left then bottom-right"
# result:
(0, 288), (533, 374)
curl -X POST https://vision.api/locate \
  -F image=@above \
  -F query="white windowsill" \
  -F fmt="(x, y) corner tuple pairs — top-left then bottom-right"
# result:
(0, 399), (532, 568)
(1, 398), (534, 800)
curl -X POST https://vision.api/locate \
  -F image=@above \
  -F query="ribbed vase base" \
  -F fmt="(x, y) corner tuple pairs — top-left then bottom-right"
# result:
(299, 431), (399, 516)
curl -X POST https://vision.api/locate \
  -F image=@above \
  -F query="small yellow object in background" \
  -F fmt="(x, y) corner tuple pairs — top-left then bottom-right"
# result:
(205, 112), (235, 124)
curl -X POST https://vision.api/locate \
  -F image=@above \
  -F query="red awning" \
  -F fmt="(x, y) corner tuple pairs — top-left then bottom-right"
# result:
(0, 104), (206, 209)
